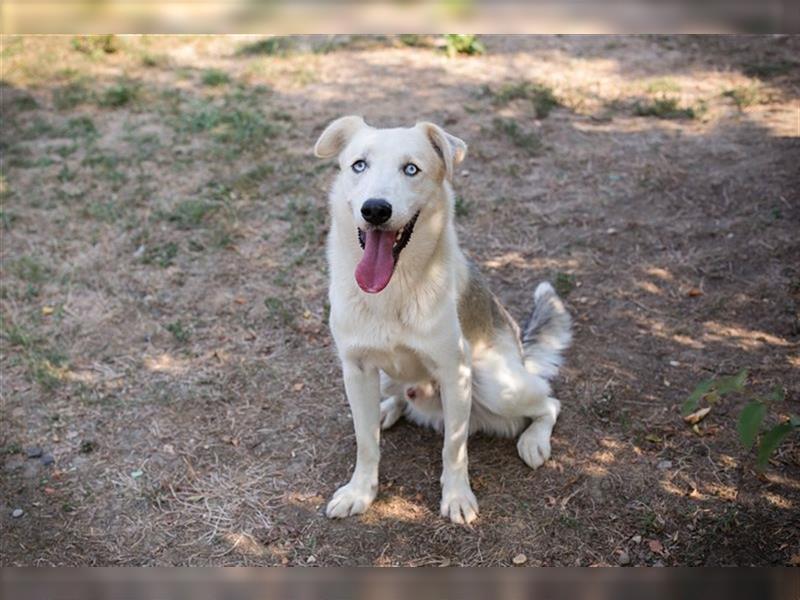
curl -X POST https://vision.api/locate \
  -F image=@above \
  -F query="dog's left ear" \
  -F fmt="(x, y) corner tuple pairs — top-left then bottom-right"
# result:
(314, 115), (367, 159)
(418, 122), (468, 181)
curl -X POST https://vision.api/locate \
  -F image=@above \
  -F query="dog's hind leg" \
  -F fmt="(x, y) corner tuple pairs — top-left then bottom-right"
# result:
(380, 396), (405, 430)
(515, 396), (560, 469)
(472, 334), (561, 469)
(379, 373), (406, 430)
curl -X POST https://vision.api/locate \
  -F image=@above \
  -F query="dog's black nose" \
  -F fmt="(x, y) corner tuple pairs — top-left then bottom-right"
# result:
(361, 199), (392, 225)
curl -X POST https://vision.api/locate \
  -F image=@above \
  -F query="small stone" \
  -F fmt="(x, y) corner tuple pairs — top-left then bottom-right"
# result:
(306, 555), (316, 564)
(657, 460), (673, 470)
(25, 447), (43, 459)
(618, 550), (631, 566)
(512, 553), (527, 565)
(40, 454), (55, 466)
(11, 508), (24, 518)
(669, 360), (680, 367)
(632, 535), (642, 544)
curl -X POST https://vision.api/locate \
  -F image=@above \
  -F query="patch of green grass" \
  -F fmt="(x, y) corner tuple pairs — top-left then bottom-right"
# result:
(54, 143), (79, 158)
(1, 319), (68, 390)
(492, 81), (560, 118)
(264, 296), (298, 328)
(11, 255), (49, 284)
(492, 117), (543, 155)
(98, 80), (140, 108)
(742, 59), (797, 78)
(165, 200), (218, 229)
(141, 53), (167, 68)
(444, 34), (485, 57)
(723, 85), (762, 109)
(166, 320), (190, 343)
(645, 78), (681, 94)
(53, 80), (93, 110)
(65, 115), (98, 137)
(553, 272), (575, 297)
(2, 442), (22, 455)
(231, 163), (276, 195)
(83, 201), (122, 223)
(633, 96), (697, 119)
(142, 242), (179, 268)
(9, 94), (38, 111)
(454, 196), (470, 218)
(201, 68), (231, 87)
(82, 149), (128, 187)
(398, 34), (434, 48)
(71, 35), (120, 55)
(174, 96), (281, 148)
(238, 37), (295, 57)
(0, 209), (18, 230)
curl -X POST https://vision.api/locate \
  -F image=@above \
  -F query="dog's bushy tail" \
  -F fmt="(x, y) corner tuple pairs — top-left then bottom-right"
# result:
(521, 282), (572, 380)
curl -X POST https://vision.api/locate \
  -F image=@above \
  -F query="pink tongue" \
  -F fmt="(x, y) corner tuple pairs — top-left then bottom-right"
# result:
(355, 229), (397, 293)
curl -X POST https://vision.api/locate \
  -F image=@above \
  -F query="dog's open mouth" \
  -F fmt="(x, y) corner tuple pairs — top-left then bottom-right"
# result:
(355, 211), (419, 294)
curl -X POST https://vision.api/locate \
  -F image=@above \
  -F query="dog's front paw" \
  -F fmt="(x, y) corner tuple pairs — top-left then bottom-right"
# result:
(380, 396), (404, 430)
(440, 481), (479, 525)
(326, 482), (377, 519)
(517, 422), (552, 469)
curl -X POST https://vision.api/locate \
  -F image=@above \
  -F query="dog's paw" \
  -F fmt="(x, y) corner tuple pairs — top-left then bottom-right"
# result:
(325, 482), (376, 519)
(440, 482), (479, 525)
(517, 422), (552, 469)
(380, 397), (404, 430)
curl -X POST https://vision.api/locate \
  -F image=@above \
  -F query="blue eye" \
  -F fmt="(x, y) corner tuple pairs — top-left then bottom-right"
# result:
(352, 159), (367, 173)
(403, 163), (419, 176)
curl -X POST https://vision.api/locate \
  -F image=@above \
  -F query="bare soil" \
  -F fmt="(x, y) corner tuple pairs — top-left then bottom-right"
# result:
(1, 35), (799, 566)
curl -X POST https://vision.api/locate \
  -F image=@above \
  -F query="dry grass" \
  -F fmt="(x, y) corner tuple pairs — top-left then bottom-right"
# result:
(1, 34), (799, 566)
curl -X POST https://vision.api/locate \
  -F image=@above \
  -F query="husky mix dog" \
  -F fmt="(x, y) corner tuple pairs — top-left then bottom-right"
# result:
(313, 116), (572, 524)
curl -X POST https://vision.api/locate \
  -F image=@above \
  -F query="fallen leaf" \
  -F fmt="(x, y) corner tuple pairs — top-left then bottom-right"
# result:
(292, 382), (304, 392)
(687, 288), (704, 297)
(43, 487), (57, 495)
(512, 553), (527, 565)
(683, 407), (711, 425)
(42, 306), (54, 315)
(648, 539), (664, 556)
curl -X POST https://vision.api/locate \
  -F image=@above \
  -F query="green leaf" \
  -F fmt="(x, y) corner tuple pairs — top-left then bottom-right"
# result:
(682, 378), (713, 416)
(756, 422), (794, 468)
(714, 368), (748, 395)
(763, 386), (785, 402)
(737, 401), (766, 450)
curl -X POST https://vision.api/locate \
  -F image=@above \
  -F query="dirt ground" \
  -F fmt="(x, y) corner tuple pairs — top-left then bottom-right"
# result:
(1, 35), (798, 566)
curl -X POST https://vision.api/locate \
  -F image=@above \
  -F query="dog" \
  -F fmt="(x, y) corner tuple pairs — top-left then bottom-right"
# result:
(313, 116), (572, 524)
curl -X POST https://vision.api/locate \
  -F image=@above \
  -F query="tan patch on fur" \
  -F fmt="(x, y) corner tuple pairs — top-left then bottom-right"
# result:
(458, 262), (521, 354)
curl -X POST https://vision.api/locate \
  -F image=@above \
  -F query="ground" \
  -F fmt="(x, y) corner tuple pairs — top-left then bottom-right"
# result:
(1, 35), (798, 567)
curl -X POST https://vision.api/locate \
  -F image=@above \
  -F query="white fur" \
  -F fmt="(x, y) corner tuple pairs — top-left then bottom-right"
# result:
(314, 117), (571, 524)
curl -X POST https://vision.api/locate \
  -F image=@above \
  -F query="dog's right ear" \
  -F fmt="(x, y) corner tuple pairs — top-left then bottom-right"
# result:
(313, 115), (367, 159)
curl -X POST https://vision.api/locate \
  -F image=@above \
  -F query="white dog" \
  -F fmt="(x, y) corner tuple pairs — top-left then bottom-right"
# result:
(314, 116), (571, 524)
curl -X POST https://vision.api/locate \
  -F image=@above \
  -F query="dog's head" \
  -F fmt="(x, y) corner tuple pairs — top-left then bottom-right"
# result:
(314, 116), (467, 293)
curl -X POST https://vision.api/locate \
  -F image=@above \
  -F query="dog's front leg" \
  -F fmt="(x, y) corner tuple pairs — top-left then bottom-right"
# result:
(326, 359), (381, 519)
(437, 348), (478, 524)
